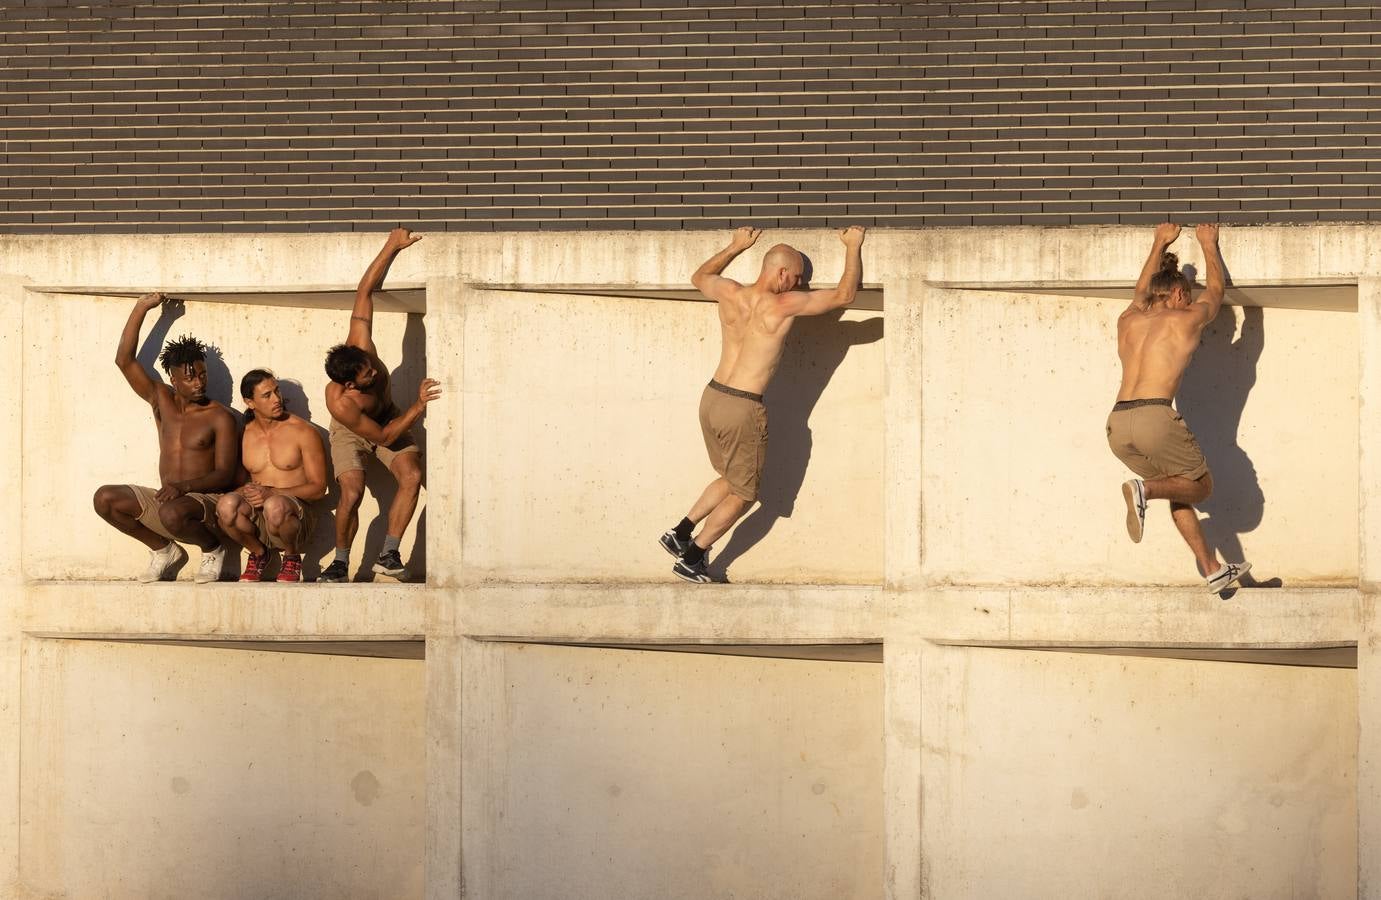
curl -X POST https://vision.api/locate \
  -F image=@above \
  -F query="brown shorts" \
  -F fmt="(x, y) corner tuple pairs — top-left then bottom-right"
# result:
(1106, 399), (1210, 481)
(699, 380), (768, 502)
(329, 411), (420, 478)
(128, 484), (222, 542)
(251, 494), (316, 551)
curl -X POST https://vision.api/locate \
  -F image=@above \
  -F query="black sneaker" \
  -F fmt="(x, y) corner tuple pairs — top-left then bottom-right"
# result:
(318, 559), (350, 583)
(373, 549), (408, 580)
(660, 530), (693, 558)
(672, 554), (712, 584)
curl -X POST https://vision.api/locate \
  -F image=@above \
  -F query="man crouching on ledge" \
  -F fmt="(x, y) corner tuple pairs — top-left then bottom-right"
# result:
(217, 369), (328, 583)
(93, 292), (239, 582)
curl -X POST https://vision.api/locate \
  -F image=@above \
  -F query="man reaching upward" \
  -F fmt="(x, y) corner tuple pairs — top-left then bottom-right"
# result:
(661, 225), (866, 583)
(1108, 222), (1251, 593)
(321, 228), (440, 582)
(92, 293), (238, 582)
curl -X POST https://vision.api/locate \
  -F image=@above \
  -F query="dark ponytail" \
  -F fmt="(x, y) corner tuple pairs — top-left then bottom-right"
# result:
(1148, 253), (1191, 301)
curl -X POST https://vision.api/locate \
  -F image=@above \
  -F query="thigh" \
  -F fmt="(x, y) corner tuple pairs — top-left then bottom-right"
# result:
(387, 447), (423, 483)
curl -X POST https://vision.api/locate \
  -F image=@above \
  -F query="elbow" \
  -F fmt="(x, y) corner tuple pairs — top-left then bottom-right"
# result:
(690, 272), (707, 291)
(836, 288), (857, 309)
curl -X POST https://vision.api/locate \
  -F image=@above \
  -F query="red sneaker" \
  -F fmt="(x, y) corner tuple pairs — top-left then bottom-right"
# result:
(240, 551), (272, 582)
(276, 554), (303, 583)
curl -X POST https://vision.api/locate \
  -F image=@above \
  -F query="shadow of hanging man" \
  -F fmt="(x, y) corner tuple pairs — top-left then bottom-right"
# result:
(708, 309), (884, 581)
(135, 298), (234, 406)
(1176, 303), (1279, 587)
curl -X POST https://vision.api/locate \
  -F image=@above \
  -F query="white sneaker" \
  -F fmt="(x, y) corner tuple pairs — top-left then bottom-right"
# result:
(195, 545), (228, 584)
(1122, 479), (1146, 543)
(1206, 561), (1252, 594)
(138, 542), (188, 583)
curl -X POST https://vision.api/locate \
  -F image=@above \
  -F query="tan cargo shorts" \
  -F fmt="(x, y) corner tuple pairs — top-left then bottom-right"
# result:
(699, 380), (768, 502)
(128, 484), (222, 542)
(328, 411), (420, 478)
(1106, 399), (1210, 481)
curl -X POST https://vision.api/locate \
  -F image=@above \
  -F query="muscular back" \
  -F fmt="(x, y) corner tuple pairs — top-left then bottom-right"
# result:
(1116, 306), (1206, 401)
(713, 284), (796, 395)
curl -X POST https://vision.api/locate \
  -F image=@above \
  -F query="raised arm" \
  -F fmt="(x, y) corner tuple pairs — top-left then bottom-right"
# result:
(691, 226), (760, 302)
(777, 226), (866, 317)
(326, 376), (441, 447)
(350, 228), (422, 355)
(115, 292), (169, 403)
(1190, 223), (1226, 325)
(1132, 222), (1181, 311)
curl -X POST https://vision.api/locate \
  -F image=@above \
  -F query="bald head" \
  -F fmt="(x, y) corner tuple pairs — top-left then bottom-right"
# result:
(758, 243), (804, 293)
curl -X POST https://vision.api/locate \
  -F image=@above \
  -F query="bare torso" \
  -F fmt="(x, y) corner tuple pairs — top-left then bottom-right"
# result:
(152, 390), (234, 486)
(714, 284), (795, 395)
(1116, 305), (1205, 400)
(242, 414), (316, 490)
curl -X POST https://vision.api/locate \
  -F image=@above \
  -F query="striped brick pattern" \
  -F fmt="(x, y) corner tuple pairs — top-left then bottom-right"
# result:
(1, 0), (1379, 232)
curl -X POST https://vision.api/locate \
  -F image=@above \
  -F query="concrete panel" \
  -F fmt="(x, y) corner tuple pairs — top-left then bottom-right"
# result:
(459, 290), (883, 584)
(18, 639), (425, 900)
(21, 291), (426, 581)
(1362, 279), (1381, 590)
(464, 643), (883, 900)
(921, 291), (1356, 586)
(920, 645), (1357, 900)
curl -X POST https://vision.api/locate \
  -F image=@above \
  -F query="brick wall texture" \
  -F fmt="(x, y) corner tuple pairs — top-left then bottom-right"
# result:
(2, 0), (1379, 232)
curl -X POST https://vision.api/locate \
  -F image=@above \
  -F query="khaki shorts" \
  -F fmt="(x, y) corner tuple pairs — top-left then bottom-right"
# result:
(1106, 400), (1209, 481)
(129, 484), (222, 542)
(329, 412), (420, 478)
(251, 493), (316, 551)
(699, 381), (768, 502)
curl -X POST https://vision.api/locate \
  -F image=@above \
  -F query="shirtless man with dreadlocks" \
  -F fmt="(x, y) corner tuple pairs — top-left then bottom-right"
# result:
(93, 292), (240, 582)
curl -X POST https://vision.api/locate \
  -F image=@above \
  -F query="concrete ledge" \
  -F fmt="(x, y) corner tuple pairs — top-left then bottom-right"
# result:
(896, 586), (1360, 647)
(436, 582), (884, 644)
(21, 582), (427, 641)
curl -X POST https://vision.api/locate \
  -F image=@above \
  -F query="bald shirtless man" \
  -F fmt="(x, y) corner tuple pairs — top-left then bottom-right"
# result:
(320, 228), (440, 583)
(216, 370), (328, 583)
(661, 225), (866, 583)
(1109, 222), (1251, 593)
(92, 293), (238, 582)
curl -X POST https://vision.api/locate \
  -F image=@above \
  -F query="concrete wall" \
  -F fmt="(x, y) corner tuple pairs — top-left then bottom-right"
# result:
(918, 646), (1357, 899)
(462, 643), (883, 900)
(1, 226), (1377, 900)
(18, 640), (425, 900)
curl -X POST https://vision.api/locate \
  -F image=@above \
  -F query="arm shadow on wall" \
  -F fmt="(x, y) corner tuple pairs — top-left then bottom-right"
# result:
(709, 310), (884, 582)
(1175, 303), (1281, 588)
(135, 299), (235, 406)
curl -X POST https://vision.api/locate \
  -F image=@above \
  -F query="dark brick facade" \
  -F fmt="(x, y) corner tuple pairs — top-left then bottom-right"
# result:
(2, 0), (1379, 232)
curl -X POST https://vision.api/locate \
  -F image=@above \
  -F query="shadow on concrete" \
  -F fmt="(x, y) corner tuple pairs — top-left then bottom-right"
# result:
(1177, 305), (1282, 589)
(353, 312), (428, 582)
(709, 311), (884, 581)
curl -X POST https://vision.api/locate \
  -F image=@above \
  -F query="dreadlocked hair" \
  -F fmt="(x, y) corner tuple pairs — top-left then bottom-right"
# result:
(158, 334), (208, 374)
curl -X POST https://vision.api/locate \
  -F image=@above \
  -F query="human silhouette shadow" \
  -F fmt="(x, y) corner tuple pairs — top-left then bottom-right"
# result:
(1176, 304), (1281, 589)
(353, 311), (429, 582)
(708, 310), (884, 581)
(134, 299), (234, 406)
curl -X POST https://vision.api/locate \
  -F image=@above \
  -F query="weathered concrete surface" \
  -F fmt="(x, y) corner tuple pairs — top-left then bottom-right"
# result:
(461, 642), (882, 900)
(19, 639), (425, 900)
(2, 226), (1378, 898)
(919, 644), (1357, 900)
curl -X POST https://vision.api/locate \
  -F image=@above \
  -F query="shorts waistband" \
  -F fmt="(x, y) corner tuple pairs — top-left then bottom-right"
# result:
(708, 380), (764, 403)
(1112, 398), (1173, 412)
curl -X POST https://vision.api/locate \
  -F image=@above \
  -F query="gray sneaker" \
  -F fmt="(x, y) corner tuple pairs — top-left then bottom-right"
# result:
(660, 530), (693, 558)
(139, 542), (188, 583)
(1122, 479), (1146, 543)
(672, 553), (712, 584)
(1206, 561), (1252, 594)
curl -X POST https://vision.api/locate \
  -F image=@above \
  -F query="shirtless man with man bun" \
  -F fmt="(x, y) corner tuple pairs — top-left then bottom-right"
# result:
(661, 225), (866, 583)
(216, 369), (328, 583)
(1109, 222), (1251, 593)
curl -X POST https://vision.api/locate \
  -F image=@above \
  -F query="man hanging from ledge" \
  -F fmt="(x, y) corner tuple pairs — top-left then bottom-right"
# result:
(217, 369), (328, 583)
(320, 228), (440, 583)
(660, 225), (866, 583)
(93, 292), (239, 583)
(1109, 222), (1251, 593)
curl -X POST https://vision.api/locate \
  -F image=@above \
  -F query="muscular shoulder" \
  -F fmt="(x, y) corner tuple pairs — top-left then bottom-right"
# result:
(283, 413), (319, 436)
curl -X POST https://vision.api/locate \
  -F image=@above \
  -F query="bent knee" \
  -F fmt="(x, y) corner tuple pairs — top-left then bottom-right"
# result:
(216, 494), (244, 524)
(393, 460), (423, 490)
(263, 495), (295, 525)
(157, 501), (192, 531)
(92, 485), (122, 514)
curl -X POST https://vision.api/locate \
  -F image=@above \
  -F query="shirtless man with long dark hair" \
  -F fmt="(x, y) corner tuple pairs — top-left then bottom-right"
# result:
(660, 225), (866, 583)
(1109, 222), (1251, 593)
(92, 292), (238, 582)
